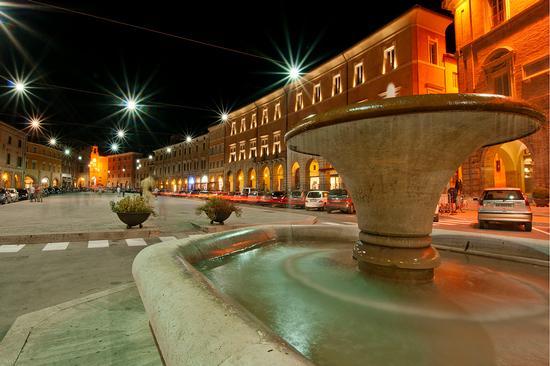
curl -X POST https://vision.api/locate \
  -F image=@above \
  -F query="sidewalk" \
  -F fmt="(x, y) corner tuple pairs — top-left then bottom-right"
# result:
(0, 284), (161, 366)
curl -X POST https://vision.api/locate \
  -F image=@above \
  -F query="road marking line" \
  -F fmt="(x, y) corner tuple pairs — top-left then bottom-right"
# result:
(159, 236), (177, 242)
(532, 227), (550, 235)
(88, 240), (109, 248)
(126, 238), (147, 246)
(0, 244), (25, 253)
(43, 242), (69, 251)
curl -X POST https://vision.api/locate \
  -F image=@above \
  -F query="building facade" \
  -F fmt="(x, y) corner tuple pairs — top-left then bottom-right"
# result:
(222, 6), (457, 193)
(443, 0), (549, 195)
(0, 121), (26, 189)
(89, 146), (141, 189)
(153, 133), (210, 191)
(25, 142), (63, 188)
(208, 124), (225, 191)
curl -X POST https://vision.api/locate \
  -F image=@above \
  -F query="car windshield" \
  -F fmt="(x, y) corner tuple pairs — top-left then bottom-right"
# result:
(291, 191), (303, 198)
(308, 192), (322, 198)
(329, 189), (348, 197)
(483, 190), (523, 201)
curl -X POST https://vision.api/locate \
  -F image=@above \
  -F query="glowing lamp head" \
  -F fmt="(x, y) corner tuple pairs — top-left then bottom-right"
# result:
(221, 113), (228, 122)
(289, 66), (300, 80)
(186, 136), (192, 143)
(166, 147), (172, 153)
(14, 81), (26, 93)
(117, 130), (125, 138)
(30, 118), (40, 129)
(111, 143), (119, 152)
(78, 156), (82, 160)
(64, 149), (70, 156)
(49, 138), (57, 146)
(125, 99), (137, 111)
(148, 154), (153, 160)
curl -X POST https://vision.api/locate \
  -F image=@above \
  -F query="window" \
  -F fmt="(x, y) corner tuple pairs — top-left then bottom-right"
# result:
(295, 92), (304, 111)
(332, 74), (342, 96)
(274, 102), (281, 120)
(6, 153), (10, 164)
(238, 141), (246, 161)
(383, 46), (396, 73)
(260, 135), (269, 157)
(354, 63), (364, 86)
(32, 160), (36, 169)
(240, 118), (246, 133)
(523, 56), (550, 79)
(230, 122), (237, 136)
(8, 136), (12, 145)
(17, 157), (22, 168)
(489, 0), (506, 27)
(261, 108), (269, 125)
(273, 131), (281, 154)
(250, 113), (257, 129)
(18, 140), (21, 148)
(249, 138), (257, 159)
(313, 83), (322, 104)
(452, 72), (458, 88)
(229, 144), (236, 162)
(429, 39), (438, 65)
(494, 72), (511, 96)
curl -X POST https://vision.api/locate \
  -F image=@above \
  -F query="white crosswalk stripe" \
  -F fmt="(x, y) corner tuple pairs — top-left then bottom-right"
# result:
(0, 244), (26, 253)
(321, 222), (346, 226)
(43, 242), (70, 251)
(88, 240), (109, 248)
(126, 238), (147, 247)
(159, 236), (177, 242)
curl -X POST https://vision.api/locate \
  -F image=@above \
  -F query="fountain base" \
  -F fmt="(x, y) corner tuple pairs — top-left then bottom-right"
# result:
(353, 240), (440, 282)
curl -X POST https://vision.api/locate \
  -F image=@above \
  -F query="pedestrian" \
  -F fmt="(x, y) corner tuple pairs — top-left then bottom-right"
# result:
(29, 185), (35, 202)
(447, 186), (456, 214)
(455, 177), (464, 212)
(117, 185), (121, 197)
(36, 186), (42, 202)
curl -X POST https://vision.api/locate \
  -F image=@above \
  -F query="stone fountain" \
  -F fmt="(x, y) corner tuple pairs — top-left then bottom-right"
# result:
(133, 94), (547, 365)
(285, 94), (543, 281)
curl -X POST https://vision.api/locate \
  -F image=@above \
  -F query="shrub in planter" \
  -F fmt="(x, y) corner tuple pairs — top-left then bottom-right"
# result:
(110, 196), (155, 228)
(196, 197), (242, 225)
(532, 187), (549, 207)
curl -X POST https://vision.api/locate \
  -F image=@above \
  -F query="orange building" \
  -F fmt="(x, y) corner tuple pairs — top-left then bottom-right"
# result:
(443, 0), (549, 195)
(223, 6), (458, 193)
(89, 146), (141, 189)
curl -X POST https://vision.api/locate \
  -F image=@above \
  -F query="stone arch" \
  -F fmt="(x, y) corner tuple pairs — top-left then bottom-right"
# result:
(248, 168), (257, 189)
(226, 171), (234, 192)
(291, 162), (301, 190)
(481, 139), (534, 193)
(201, 175), (208, 190)
(236, 170), (244, 192)
(217, 175), (224, 191)
(261, 166), (271, 191)
(306, 159), (320, 190)
(41, 177), (50, 187)
(52, 178), (59, 187)
(24, 175), (36, 188)
(274, 164), (284, 191)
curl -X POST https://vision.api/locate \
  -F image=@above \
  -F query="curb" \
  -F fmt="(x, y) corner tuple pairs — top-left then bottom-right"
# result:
(432, 230), (549, 266)
(190, 216), (318, 233)
(0, 283), (136, 366)
(0, 228), (161, 244)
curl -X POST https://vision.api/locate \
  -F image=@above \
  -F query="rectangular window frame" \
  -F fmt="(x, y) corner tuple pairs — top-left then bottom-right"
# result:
(240, 117), (246, 133)
(261, 108), (269, 125)
(313, 83), (322, 104)
(249, 138), (257, 159)
(260, 135), (269, 157)
(332, 74), (342, 96)
(383, 46), (397, 74)
(295, 92), (304, 111)
(353, 62), (364, 86)
(274, 102), (281, 120)
(428, 38), (438, 65)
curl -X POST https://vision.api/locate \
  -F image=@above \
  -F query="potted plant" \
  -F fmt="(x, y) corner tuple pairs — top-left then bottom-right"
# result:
(110, 196), (155, 228)
(196, 197), (242, 225)
(532, 187), (549, 207)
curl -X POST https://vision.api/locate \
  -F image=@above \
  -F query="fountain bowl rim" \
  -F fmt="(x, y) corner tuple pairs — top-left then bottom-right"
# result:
(284, 93), (545, 146)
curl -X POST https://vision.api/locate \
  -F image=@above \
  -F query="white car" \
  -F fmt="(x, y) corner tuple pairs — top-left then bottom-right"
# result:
(305, 190), (329, 210)
(6, 188), (19, 203)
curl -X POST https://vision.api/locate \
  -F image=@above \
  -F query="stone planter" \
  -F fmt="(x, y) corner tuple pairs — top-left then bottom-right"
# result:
(116, 212), (151, 229)
(205, 211), (231, 225)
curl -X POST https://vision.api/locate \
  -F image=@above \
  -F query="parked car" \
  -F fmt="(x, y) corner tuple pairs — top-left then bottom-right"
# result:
(325, 189), (355, 214)
(477, 187), (532, 232)
(305, 190), (329, 210)
(270, 191), (288, 207)
(289, 190), (306, 208)
(6, 188), (19, 202)
(17, 188), (29, 200)
(0, 188), (8, 204)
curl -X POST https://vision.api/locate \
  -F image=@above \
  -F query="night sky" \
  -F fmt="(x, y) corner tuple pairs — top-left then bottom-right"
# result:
(0, 0), (453, 154)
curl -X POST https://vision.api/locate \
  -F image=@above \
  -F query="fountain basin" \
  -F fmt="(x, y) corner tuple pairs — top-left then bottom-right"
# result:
(132, 226), (549, 366)
(285, 94), (545, 280)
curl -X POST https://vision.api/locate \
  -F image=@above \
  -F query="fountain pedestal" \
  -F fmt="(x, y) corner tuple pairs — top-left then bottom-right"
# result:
(285, 94), (543, 281)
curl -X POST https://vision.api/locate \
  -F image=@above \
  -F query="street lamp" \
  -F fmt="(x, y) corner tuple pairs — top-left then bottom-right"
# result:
(288, 66), (301, 81)
(116, 129), (125, 139)
(111, 143), (119, 152)
(186, 136), (192, 143)
(78, 156), (82, 161)
(221, 113), (228, 122)
(124, 98), (137, 111)
(12, 80), (26, 93)
(148, 154), (153, 160)
(48, 138), (57, 146)
(64, 148), (70, 156)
